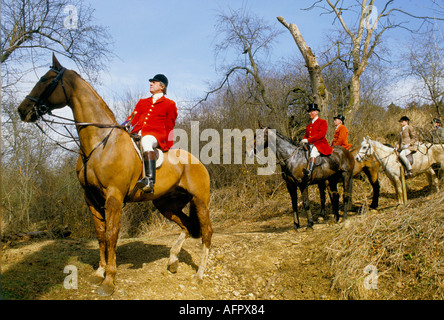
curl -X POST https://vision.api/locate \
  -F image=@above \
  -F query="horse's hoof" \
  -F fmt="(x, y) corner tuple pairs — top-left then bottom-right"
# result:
(167, 260), (179, 274)
(97, 282), (114, 296)
(293, 222), (300, 230)
(305, 226), (314, 232)
(193, 273), (204, 285)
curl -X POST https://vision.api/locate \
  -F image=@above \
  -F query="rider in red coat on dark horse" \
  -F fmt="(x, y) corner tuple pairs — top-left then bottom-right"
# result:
(124, 74), (178, 193)
(300, 103), (332, 179)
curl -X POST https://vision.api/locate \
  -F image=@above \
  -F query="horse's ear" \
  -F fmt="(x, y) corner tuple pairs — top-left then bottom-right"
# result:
(52, 53), (63, 71)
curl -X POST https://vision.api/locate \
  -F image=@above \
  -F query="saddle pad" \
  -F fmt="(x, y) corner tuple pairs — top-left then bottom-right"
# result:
(130, 138), (164, 169)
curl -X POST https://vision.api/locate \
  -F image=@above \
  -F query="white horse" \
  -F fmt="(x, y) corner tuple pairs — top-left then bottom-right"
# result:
(356, 136), (443, 205)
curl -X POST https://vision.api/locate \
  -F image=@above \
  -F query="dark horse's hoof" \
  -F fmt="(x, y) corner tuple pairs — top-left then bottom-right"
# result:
(293, 222), (300, 230)
(305, 220), (314, 232)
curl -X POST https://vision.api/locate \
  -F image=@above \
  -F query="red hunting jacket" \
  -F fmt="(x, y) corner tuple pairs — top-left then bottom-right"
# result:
(303, 118), (333, 155)
(126, 96), (178, 151)
(331, 124), (352, 150)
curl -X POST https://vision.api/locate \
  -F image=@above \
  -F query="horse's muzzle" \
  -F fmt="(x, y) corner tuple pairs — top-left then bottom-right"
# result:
(18, 107), (38, 122)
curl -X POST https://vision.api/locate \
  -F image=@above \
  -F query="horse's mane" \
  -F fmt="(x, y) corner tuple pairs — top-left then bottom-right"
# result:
(369, 138), (395, 150)
(70, 70), (116, 121)
(274, 130), (298, 146)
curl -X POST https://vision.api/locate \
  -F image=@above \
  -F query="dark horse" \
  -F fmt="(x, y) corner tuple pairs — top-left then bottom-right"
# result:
(17, 54), (213, 296)
(254, 125), (355, 229)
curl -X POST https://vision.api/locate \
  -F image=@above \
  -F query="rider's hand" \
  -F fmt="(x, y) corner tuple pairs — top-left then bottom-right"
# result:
(301, 139), (308, 144)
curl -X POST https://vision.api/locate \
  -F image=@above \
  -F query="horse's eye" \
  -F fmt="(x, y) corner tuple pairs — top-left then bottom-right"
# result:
(39, 76), (48, 82)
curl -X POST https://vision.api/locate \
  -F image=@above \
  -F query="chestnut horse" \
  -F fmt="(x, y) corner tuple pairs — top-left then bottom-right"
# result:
(17, 54), (212, 296)
(349, 148), (380, 209)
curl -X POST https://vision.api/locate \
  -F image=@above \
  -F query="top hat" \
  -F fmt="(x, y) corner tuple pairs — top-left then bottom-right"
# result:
(307, 103), (320, 112)
(334, 114), (345, 123)
(149, 74), (168, 87)
(399, 116), (410, 122)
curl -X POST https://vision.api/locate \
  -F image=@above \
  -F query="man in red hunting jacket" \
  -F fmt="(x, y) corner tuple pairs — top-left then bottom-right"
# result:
(300, 103), (333, 179)
(331, 114), (352, 150)
(124, 74), (178, 193)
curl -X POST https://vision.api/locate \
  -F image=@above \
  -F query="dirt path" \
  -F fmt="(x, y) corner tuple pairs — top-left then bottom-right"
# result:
(2, 213), (341, 300)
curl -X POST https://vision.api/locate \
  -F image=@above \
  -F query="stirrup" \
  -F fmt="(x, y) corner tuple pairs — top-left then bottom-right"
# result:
(135, 177), (154, 193)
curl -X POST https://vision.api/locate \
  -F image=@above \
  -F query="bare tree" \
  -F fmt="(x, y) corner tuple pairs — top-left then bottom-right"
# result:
(203, 7), (291, 131)
(277, 16), (330, 115)
(403, 29), (443, 116)
(1, 0), (113, 88)
(306, 0), (444, 122)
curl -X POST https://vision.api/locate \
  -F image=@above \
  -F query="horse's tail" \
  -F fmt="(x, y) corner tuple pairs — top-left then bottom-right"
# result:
(188, 201), (202, 239)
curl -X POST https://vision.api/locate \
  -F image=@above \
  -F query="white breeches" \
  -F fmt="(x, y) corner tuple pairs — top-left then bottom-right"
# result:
(309, 145), (320, 158)
(399, 149), (412, 170)
(141, 134), (159, 152)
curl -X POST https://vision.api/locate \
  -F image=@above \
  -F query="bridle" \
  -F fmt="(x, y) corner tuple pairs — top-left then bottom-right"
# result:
(24, 66), (128, 159)
(25, 66), (127, 130)
(26, 67), (69, 118)
(356, 141), (372, 162)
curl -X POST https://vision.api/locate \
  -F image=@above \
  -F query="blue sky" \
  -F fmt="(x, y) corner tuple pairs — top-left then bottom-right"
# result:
(70, 1), (443, 110)
(87, 0), (329, 104)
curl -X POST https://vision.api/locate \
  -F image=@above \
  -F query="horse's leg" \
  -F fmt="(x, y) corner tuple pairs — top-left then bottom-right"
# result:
(158, 209), (192, 273)
(318, 182), (326, 220)
(157, 197), (212, 281)
(190, 196), (212, 281)
(329, 181), (340, 222)
(426, 168), (439, 192)
(390, 176), (405, 205)
(363, 167), (380, 209)
(89, 204), (107, 284)
(301, 186), (314, 229)
(167, 230), (188, 273)
(285, 179), (300, 229)
(342, 173), (353, 221)
(84, 194), (107, 284)
(98, 193), (123, 296)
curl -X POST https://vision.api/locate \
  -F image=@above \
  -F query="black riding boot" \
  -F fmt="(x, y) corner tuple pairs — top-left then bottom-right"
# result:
(136, 151), (156, 193)
(304, 157), (316, 180)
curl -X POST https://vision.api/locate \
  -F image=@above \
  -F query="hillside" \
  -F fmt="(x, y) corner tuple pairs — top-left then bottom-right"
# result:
(1, 175), (443, 300)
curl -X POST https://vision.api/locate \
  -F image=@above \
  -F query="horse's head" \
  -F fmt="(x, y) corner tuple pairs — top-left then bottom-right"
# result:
(356, 136), (373, 162)
(249, 122), (271, 158)
(18, 54), (70, 122)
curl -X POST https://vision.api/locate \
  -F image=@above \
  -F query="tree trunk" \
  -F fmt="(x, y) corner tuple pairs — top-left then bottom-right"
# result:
(277, 16), (329, 115)
(348, 72), (361, 121)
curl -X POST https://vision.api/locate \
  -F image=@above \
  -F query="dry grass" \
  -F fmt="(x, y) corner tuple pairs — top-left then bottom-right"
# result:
(327, 191), (444, 299)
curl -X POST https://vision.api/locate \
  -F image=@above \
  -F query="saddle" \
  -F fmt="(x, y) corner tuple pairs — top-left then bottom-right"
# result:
(303, 143), (329, 167)
(406, 153), (414, 166)
(130, 133), (164, 168)
(396, 147), (415, 167)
